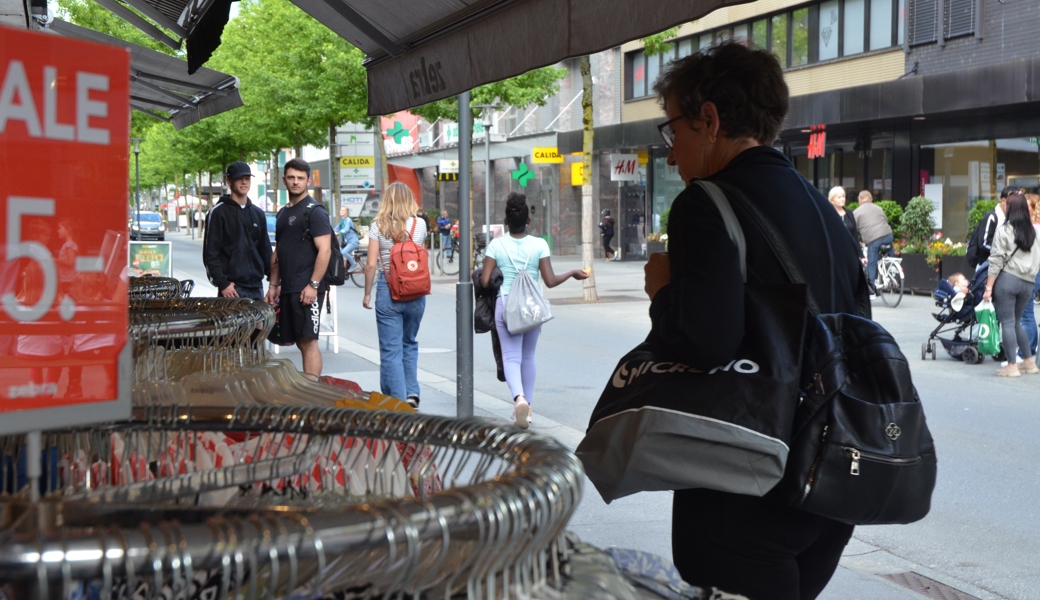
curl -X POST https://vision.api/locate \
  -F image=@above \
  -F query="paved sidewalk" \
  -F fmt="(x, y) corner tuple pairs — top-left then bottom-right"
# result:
(170, 232), (983, 600)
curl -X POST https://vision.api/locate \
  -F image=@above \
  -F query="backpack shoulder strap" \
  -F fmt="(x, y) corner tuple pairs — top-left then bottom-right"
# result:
(694, 181), (746, 283)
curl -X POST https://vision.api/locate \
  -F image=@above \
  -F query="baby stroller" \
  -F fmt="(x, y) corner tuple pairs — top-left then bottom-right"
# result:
(922, 263), (990, 363)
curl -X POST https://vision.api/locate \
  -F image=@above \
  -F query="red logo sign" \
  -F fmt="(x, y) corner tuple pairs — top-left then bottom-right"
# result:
(808, 125), (827, 159)
(1, 25), (129, 414)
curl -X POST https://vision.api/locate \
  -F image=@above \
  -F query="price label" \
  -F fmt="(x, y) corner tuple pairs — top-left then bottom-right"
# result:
(0, 26), (130, 433)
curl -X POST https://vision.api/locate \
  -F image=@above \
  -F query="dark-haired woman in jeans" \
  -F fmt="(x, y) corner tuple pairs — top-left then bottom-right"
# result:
(982, 192), (1040, 377)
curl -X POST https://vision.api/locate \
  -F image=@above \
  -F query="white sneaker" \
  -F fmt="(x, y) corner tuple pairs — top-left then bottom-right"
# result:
(1000, 356), (1024, 368)
(512, 396), (530, 430)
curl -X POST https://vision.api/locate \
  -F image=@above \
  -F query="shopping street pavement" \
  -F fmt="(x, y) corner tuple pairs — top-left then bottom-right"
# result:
(169, 228), (1037, 600)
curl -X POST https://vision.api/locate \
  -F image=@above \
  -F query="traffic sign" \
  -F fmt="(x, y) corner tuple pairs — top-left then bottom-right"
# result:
(439, 159), (459, 173)
(0, 27), (131, 434)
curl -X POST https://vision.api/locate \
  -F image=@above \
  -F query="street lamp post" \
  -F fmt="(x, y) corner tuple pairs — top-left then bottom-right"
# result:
(474, 104), (499, 241)
(132, 137), (143, 239)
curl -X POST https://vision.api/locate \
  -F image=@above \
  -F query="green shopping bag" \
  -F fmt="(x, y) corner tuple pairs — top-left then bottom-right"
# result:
(975, 300), (1001, 356)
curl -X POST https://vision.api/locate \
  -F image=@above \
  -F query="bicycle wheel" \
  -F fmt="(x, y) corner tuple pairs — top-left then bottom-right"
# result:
(880, 262), (904, 307)
(438, 248), (459, 276)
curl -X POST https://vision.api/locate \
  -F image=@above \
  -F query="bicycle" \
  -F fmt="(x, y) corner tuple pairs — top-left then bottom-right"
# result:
(873, 243), (905, 307)
(435, 235), (487, 275)
(344, 247), (367, 288)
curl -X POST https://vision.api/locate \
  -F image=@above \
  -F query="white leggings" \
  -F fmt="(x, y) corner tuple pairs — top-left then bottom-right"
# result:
(494, 296), (541, 402)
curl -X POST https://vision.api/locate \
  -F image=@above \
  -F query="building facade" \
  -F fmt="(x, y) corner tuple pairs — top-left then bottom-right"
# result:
(560, 0), (1040, 248)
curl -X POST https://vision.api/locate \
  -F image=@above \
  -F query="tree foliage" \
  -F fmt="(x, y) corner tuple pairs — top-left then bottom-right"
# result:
(900, 197), (937, 248)
(409, 66), (567, 125)
(642, 27), (680, 57)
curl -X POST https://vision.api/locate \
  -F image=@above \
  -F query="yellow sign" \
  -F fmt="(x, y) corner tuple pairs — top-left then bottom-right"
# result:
(532, 147), (564, 164)
(636, 150), (649, 165)
(571, 162), (585, 186)
(340, 156), (375, 168)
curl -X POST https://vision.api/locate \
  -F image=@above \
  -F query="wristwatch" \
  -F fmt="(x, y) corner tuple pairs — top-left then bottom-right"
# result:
(309, 280), (320, 290)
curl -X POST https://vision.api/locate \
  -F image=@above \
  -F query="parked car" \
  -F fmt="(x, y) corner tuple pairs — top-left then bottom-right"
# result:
(130, 211), (165, 241)
(265, 213), (277, 244)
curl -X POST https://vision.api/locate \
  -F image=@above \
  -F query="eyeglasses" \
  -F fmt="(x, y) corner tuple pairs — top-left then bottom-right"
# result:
(657, 115), (684, 149)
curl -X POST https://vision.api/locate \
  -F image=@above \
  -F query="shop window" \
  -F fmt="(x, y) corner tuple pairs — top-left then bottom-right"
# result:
(843, 0), (865, 56)
(677, 38), (693, 58)
(945, 0), (975, 39)
(792, 8), (810, 66)
(772, 13), (790, 67)
(732, 23), (748, 45)
(818, 0), (840, 61)
(909, 0), (938, 46)
(647, 51), (661, 95)
(898, 0), (905, 45)
(630, 52), (646, 98)
(870, 0), (895, 50)
(752, 19), (768, 49)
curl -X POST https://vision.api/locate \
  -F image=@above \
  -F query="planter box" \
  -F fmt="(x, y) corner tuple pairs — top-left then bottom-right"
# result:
(647, 241), (666, 255)
(899, 253), (939, 294)
(939, 254), (971, 280)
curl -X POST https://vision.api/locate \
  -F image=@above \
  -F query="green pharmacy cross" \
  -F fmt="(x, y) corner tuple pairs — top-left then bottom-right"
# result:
(511, 163), (534, 187)
(386, 122), (407, 143)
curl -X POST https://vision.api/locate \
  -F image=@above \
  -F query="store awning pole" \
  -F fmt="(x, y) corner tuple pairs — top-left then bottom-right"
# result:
(456, 91), (474, 417)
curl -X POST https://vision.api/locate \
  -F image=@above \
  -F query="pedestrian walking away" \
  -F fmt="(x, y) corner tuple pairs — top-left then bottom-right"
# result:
(336, 204), (360, 271)
(599, 209), (616, 261)
(1020, 193), (1040, 357)
(362, 182), (429, 408)
(645, 41), (866, 600)
(967, 186), (1016, 271)
(480, 192), (589, 429)
(853, 190), (893, 298)
(203, 161), (273, 302)
(265, 158), (332, 377)
(982, 192), (1040, 377)
(437, 210), (452, 258)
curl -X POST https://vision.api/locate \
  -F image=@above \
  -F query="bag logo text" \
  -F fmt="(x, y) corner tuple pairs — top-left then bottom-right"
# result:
(611, 358), (760, 388)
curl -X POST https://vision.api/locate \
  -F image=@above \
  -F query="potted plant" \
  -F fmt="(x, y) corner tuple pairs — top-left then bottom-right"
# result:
(646, 231), (667, 254)
(897, 197), (938, 292)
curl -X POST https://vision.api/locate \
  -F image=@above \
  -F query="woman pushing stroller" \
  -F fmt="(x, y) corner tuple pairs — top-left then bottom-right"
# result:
(981, 192), (1040, 377)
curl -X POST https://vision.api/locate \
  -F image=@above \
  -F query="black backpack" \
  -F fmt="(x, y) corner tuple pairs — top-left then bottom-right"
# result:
(965, 209), (995, 270)
(302, 203), (345, 287)
(724, 182), (937, 525)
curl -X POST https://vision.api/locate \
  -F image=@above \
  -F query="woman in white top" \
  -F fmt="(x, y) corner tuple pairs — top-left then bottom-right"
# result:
(479, 192), (588, 428)
(362, 183), (429, 406)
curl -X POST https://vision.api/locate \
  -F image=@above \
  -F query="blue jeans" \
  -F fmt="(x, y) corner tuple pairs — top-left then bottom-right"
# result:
(342, 239), (359, 270)
(440, 233), (452, 258)
(1019, 271), (1040, 357)
(375, 274), (426, 400)
(866, 234), (894, 292)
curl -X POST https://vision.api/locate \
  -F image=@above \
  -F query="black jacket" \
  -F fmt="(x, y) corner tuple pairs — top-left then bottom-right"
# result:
(650, 147), (868, 370)
(203, 196), (272, 292)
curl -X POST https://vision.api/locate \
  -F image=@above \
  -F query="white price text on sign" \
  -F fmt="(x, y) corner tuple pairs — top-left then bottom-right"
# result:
(0, 26), (131, 433)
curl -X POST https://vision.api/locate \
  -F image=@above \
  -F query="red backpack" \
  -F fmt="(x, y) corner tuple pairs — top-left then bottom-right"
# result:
(384, 219), (431, 301)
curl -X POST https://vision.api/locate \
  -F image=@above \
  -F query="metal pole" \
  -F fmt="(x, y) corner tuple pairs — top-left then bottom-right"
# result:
(456, 92), (474, 418)
(134, 149), (141, 234)
(485, 130), (490, 239)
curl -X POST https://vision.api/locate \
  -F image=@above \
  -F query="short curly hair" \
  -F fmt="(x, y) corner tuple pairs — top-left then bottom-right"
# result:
(653, 42), (789, 145)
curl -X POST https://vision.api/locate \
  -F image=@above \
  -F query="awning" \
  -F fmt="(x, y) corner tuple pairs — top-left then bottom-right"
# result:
(287, 0), (752, 115)
(386, 132), (558, 170)
(49, 19), (243, 129)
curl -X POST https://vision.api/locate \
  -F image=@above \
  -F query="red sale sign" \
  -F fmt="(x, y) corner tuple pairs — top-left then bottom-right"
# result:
(0, 25), (130, 432)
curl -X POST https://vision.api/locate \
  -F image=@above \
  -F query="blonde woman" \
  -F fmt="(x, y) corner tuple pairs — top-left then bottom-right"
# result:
(362, 183), (428, 407)
(828, 186), (858, 243)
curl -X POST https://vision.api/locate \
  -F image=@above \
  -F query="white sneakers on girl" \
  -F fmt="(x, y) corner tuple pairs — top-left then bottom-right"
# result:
(512, 396), (531, 429)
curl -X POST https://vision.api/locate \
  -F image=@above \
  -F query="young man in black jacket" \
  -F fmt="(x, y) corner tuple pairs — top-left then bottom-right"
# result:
(203, 161), (273, 301)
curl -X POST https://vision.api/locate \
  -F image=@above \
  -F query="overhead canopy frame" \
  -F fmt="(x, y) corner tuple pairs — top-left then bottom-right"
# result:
(49, 19), (243, 129)
(285, 0), (753, 115)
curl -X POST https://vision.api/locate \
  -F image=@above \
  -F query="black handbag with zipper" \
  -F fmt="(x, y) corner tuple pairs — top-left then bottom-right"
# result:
(720, 181), (938, 525)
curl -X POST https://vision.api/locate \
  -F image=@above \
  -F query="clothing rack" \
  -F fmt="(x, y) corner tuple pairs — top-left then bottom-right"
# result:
(0, 405), (584, 599)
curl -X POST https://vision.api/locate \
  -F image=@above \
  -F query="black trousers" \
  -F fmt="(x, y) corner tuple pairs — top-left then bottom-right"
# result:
(601, 232), (614, 258)
(672, 489), (854, 600)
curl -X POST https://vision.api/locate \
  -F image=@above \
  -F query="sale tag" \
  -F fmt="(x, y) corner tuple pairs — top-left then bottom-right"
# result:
(0, 25), (130, 430)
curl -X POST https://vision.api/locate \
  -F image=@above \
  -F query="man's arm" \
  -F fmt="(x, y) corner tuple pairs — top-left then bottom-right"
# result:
(300, 234), (331, 305)
(265, 250), (280, 304)
(982, 212), (998, 250)
(201, 207), (231, 292)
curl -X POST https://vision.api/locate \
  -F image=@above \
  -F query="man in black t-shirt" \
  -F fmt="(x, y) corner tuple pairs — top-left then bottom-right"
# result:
(265, 158), (332, 376)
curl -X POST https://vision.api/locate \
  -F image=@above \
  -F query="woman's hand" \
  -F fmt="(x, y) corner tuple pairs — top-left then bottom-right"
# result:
(983, 287), (993, 302)
(572, 268), (590, 281)
(363, 293), (373, 309)
(644, 252), (670, 300)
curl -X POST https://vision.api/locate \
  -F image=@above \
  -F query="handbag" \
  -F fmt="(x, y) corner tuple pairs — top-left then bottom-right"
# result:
(724, 179), (937, 526)
(975, 300), (1001, 356)
(575, 181), (809, 503)
(500, 241), (553, 334)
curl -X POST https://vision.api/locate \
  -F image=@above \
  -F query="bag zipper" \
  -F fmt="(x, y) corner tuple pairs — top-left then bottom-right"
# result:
(843, 447), (922, 476)
(800, 425), (828, 503)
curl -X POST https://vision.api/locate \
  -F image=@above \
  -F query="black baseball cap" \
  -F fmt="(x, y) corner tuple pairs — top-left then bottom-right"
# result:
(227, 161), (253, 179)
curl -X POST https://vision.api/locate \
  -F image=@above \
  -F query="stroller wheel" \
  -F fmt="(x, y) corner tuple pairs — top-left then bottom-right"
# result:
(921, 342), (928, 360)
(962, 346), (980, 364)
(930, 340), (938, 360)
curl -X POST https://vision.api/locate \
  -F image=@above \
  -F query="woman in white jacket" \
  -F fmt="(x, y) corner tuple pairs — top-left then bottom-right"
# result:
(982, 192), (1040, 376)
